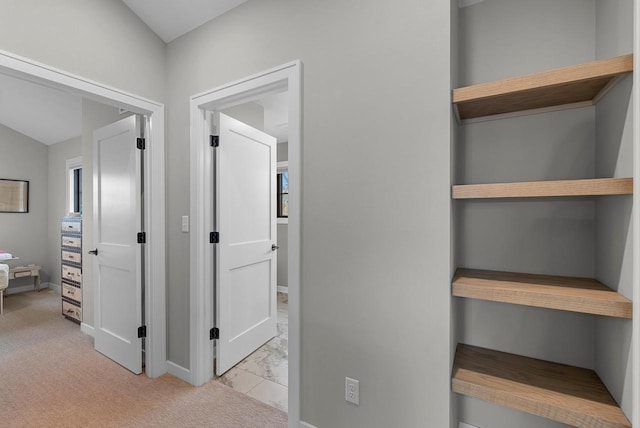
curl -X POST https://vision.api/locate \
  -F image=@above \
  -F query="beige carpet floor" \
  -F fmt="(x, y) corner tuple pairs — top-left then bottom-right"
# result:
(0, 289), (287, 428)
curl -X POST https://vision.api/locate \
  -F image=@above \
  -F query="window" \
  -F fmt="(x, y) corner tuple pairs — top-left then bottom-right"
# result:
(66, 157), (82, 214)
(72, 168), (82, 213)
(277, 171), (288, 218)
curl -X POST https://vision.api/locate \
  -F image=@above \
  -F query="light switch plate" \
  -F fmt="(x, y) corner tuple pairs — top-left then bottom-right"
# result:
(181, 215), (189, 233)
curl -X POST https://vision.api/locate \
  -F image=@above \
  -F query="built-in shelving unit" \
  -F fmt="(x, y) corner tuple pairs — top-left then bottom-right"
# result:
(452, 177), (633, 199)
(453, 54), (633, 120)
(452, 344), (631, 428)
(453, 268), (632, 319)
(451, 49), (634, 426)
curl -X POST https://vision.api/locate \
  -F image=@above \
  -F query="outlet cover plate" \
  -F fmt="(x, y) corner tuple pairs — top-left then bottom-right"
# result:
(345, 377), (360, 405)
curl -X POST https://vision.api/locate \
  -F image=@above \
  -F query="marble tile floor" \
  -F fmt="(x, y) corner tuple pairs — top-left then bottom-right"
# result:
(216, 291), (289, 412)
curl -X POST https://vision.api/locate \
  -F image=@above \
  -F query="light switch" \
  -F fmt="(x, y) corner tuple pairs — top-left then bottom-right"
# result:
(181, 216), (189, 233)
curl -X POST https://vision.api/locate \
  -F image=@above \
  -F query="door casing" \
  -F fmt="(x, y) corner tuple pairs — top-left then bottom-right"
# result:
(189, 61), (302, 428)
(0, 49), (167, 378)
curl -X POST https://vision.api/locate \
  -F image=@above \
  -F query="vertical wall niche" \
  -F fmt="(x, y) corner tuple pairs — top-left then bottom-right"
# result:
(451, 1), (635, 427)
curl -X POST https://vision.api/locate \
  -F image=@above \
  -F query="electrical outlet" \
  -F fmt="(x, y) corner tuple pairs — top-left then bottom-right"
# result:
(345, 377), (359, 405)
(181, 216), (189, 233)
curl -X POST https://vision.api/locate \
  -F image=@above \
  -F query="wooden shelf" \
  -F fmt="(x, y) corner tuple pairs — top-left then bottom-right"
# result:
(453, 268), (632, 318)
(452, 344), (631, 428)
(452, 177), (632, 199)
(453, 54), (633, 120)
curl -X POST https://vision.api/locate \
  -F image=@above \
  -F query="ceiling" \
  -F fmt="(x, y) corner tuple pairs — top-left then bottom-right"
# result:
(0, 72), (81, 145)
(121, 0), (249, 43)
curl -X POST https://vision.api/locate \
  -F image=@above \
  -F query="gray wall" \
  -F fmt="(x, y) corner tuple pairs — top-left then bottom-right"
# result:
(594, 0), (634, 420)
(456, 1), (604, 427)
(0, 0), (165, 103)
(80, 100), (122, 328)
(276, 224), (288, 287)
(166, 1), (453, 426)
(0, 124), (50, 289)
(47, 136), (82, 287)
(221, 102), (264, 131)
(277, 142), (288, 288)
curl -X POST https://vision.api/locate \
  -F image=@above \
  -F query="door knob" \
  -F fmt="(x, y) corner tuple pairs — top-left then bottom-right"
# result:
(88, 249), (98, 255)
(271, 244), (279, 251)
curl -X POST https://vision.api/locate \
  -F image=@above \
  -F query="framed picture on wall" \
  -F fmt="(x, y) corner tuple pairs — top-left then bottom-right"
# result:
(0, 179), (29, 213)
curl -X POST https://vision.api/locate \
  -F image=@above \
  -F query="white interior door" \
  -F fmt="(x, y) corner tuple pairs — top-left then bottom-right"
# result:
(92, 115), (143, 374)
(215, 112), (277, 376)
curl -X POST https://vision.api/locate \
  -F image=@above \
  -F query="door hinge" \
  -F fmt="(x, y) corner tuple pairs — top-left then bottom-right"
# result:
(210, 327), (219, 340)
(136, 137), (145, 150)
(137, 232), (146, 244)
(210, 135), (219, 147)
(138, 325), (147, 338)
(210, 232), (219, 244)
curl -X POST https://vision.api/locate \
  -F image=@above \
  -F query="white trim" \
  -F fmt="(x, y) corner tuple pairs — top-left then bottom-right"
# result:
(66, 156), (83, 214)
(190, 60), (302, 428)
(277, 285), (289, 294)
(0, 49), (167, 379)
(48, 282), (61, 292)
(167, 360), (192, 383)
(6, 283), (51, 295)
(458, 423), (480, 428)
(81, 322), (95, 337)
(633, 1), (639, 425)
(278, 218), (289, 225)
(299, 422), (317, 428)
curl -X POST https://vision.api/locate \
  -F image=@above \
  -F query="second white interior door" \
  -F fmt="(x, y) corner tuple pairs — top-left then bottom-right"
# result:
(92, 115), (143, 375)
(214, 112), (278, 376)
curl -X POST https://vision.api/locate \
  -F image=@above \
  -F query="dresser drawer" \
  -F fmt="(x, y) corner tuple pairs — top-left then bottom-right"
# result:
(62, 250), (82, 264)
(62, 282), (81, 303)
(62, 220), (82, 233)
(13, 270), (32, 278)
(62, 236), (81, 249)
(62, 300), (81, 322)
(62, 265), (82, 284)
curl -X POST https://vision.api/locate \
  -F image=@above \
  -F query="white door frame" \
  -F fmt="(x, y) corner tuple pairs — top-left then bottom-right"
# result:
(633, 1), (640, 425)
(0, 49), (167, 378)
(189, 61), (301, 426)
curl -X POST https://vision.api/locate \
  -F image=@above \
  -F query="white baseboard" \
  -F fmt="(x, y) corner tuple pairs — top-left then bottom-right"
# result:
(167, 360), (192, 384)
(300, 422), (317, 428)
(81, 323), (95, 337)
(459, 423), (480, 428)
(48, 282), (61, 292)
(277, 285), (288, 294)
(6, 282), (52, 295)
